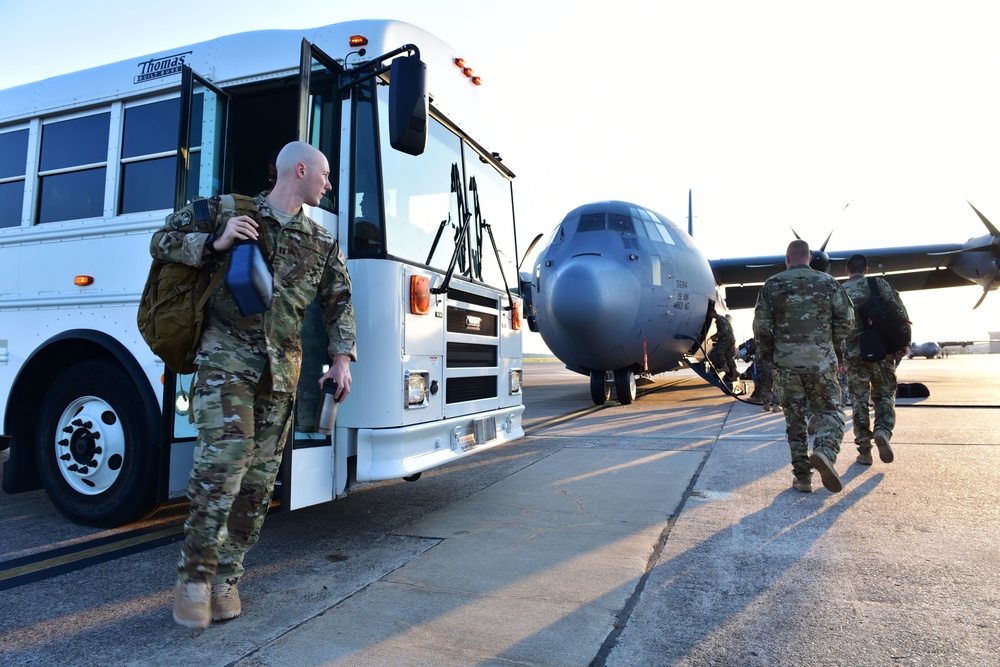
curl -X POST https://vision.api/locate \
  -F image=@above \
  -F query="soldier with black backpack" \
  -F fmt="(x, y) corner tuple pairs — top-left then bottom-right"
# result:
(843, 253), (910, 467)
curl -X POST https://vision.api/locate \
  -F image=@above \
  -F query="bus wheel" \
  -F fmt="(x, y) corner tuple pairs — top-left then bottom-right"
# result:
(590, 371), (611, 405)
(614, 369), (637, 405)
(36, 360), (159, 528)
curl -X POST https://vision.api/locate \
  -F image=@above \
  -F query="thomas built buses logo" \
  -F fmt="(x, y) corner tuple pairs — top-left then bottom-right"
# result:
(134, 51), (192, 84)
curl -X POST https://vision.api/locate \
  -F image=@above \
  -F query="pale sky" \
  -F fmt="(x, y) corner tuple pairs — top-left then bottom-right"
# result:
(2, 0), (998, 350)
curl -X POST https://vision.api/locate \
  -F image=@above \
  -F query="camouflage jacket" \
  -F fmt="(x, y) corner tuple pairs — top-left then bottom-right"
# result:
(711, 314), (736, 347)
(842, 274), (908, 359)
(149, 193), (356, 392)
(752, 264), (854, 373)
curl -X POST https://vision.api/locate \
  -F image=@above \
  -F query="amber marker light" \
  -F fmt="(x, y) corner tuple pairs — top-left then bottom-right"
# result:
(410, 275), (431, 314)
(74, 275), (94, 286)
(454, 57), (466, 68)
(511, 303), (522, 331)
(349, 35), (368, 47)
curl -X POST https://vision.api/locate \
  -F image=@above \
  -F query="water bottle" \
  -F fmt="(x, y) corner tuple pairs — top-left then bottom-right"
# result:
(317, 379), (339, 435)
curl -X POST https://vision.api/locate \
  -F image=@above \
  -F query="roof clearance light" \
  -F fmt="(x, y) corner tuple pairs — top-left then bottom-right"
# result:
(349, 35), (369, 47)
(410, 275), (431, 315)
(74, 275), (94, 286)
(454, 57), (466, 68)
(470, 76), (483, 86)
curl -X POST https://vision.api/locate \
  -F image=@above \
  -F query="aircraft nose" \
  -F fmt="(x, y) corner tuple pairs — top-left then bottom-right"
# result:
(546, 255), (641, 351)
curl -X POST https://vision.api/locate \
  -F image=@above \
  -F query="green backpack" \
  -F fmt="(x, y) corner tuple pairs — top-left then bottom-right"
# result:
(136, 194), (259, 374)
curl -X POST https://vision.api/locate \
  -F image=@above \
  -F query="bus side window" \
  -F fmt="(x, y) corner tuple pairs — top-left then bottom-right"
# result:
(38, 113), (110, 223)
(0, 128), (28, 228)
(120, 98), (182, 214)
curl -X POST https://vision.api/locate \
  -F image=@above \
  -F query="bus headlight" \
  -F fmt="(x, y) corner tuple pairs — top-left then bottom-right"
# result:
(509, 368), (522, 395)
(405, 371), (429, 409)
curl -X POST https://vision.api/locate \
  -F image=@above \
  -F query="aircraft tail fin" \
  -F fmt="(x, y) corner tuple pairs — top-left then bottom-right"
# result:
(688, 189), (693, 237)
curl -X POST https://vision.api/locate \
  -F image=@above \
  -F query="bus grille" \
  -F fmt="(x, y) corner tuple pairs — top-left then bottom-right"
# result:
(447, 342), (497, 368)
(446, 376), (498, 404)
(445, 287), (501, 406)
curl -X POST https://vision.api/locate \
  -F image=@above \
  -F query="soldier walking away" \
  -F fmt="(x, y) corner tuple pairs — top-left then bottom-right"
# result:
(753, 240), (854, 493)
(149, 142), (357, 629)
(843, 253), (908, 465)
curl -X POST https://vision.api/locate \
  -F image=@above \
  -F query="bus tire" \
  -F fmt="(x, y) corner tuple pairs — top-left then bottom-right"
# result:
(614, 368), (637, 405)
(36, 360), (160, 528)
(590, 370), (611, 405)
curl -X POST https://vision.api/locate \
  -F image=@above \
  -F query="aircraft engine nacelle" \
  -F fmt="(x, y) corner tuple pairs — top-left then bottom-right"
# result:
(518, 270), (539, 333)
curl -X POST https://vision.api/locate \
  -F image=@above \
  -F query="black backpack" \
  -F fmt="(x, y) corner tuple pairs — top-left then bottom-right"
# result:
(858, 277), (911, 360)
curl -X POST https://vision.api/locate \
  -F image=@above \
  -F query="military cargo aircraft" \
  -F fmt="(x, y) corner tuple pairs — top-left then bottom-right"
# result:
(907, 342), (943, 359)
(519, 197), (1000, 405)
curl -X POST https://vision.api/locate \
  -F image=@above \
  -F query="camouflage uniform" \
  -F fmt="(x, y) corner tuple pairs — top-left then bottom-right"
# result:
(708, 314), (739, 380)
(150, 193), (356, 585)
(754, 358), (775, 406)
(843, 275), (907, 455)
(753, 264), (854, 478)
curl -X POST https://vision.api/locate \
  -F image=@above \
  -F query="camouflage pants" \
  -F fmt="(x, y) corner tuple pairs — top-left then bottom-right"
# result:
(709, 345), (738, 380)
(846, 356), (897, 450)
(177, 367), (294, 584)
(754, 361), (775, 404)
(774, 368), (846, 477)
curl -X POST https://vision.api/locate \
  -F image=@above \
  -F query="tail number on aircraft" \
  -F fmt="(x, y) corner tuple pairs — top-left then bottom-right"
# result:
(673, 280), (691, 310)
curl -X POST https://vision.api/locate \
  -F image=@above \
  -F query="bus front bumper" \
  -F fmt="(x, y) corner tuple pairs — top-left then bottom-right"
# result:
(354, 405), (525, 481)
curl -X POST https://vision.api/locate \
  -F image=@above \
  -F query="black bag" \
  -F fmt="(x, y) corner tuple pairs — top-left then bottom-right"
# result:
(897, 382), (930, 398)
(858, 277), (911, 355)
(859, 327), (887, 362)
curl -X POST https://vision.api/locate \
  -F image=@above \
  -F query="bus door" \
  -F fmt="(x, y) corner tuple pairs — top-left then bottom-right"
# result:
(279, 41), (346, 511)
(164, 67), (229, 498)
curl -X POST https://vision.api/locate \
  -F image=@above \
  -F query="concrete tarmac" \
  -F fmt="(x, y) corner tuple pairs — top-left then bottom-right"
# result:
(1, 355), (998, 666)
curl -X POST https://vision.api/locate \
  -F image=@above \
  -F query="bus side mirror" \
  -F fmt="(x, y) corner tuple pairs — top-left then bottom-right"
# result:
(389, 55), (428, 156)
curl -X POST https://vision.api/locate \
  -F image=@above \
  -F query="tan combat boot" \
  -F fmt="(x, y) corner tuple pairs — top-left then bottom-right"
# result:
(211, 581), (242, 621)
(809, 449), (843, 493)
(874, 430), (894, 463)
(173, 579), (211, 629)
(856, 446), (874, 465)
(792, 474), (813, 492)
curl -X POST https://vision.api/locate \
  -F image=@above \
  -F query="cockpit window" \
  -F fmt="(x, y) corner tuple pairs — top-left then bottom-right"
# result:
(656, 221), (677, 245)
(578, 213), (605, 232)
(607, 213), (633, 233)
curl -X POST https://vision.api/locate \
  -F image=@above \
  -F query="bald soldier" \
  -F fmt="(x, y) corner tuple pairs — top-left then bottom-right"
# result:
(753, 240), (854, 493)
(150, 141), (356, 628)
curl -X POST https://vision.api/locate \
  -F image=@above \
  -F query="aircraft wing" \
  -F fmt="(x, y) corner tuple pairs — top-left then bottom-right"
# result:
(710, 241), (983, 310)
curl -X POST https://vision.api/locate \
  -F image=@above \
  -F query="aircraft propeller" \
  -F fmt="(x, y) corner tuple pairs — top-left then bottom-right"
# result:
(518, 233), (544, 271)
(790, 227), (834, 273)
(964, 202), (1000, 309)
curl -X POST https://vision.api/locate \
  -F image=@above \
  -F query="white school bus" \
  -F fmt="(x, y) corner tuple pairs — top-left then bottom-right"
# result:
(0, 20), (525, 527)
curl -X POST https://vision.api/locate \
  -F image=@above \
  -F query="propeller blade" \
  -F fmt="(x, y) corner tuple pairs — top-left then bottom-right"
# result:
(819, 229), (834, 252)
(973, 262), (1000, 309)
(518, 233), (544, 270)
(974, 290), (989, 309)
(967, 201), (1000, 237)
(790, 227), (803, 240)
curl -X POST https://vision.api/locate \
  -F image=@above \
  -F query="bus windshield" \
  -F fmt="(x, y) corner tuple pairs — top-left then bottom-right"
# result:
(350, 82), (517, 292)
